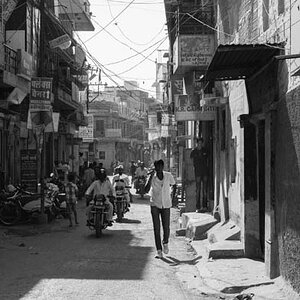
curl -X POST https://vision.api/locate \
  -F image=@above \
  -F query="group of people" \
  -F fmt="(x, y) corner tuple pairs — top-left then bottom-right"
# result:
(60, 157), (178, 260)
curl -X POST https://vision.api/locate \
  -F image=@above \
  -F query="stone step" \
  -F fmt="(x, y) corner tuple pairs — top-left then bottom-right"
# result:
(207, 240), (244, 259)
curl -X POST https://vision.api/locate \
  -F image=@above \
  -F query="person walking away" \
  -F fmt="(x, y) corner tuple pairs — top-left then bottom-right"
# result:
(85, 168), (114, 226)
(65, 173), (79, 227)
(83, 163), (95, 195)
(112, 165), (131, 210)
(144, 159), (177, 259)
(190, 137), (209, 213)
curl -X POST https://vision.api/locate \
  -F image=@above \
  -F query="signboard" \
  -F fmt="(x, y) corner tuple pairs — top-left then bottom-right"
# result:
(30, 77), (53, 126)
(17, 49), (33, 79)
(173, 34), (215, 73)
(105, 128), (122, 138)
(49, 34), (71, 49)
(20, 149), (38, 192)
(174, 94), (216, 121)
(79, 114), (93, 140)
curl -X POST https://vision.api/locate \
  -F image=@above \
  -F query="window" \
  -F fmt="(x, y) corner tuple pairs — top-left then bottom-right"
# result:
(262, 0), (269, 32)
(96, 120), (105, 136)
(99, 151), (105, 160)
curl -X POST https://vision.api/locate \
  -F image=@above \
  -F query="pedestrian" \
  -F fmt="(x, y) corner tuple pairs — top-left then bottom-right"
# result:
(83, 163), (95, 194)
(65, 173), (79, 227)
(144, 159), (177, 259)
(79, 152), (85, 178)
(190, 137), (209, 213)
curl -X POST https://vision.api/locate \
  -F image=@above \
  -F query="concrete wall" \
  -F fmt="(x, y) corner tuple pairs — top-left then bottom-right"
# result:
(217, 0), (300, 292)
(276, 84), (300, 293)
(95, 142), (115, 173)
(226, 81), (249, 227)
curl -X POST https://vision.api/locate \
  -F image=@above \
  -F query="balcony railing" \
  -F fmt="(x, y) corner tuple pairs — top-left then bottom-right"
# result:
(4, 45), (17, 74)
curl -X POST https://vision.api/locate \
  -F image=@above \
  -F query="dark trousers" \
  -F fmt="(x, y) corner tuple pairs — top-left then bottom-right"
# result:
(195, 175), (208, 209)
(150, 206), (170, 251)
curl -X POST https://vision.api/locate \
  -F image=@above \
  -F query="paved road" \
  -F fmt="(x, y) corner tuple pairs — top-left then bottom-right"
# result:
(0, 192), (221, 300)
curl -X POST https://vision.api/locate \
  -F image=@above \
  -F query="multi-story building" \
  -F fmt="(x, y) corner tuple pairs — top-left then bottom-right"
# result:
(0, 0), (93, 189)
(164, 0), (300, 295)
(79, 82), (154, 173)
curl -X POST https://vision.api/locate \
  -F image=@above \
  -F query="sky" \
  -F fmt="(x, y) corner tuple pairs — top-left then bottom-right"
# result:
(77, 0), (169, 97)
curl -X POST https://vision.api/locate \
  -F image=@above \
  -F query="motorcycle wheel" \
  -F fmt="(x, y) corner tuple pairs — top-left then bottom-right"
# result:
(95, 213), (102, 238)
(116, 201), (123, 222)
(0, 203), (22, 225)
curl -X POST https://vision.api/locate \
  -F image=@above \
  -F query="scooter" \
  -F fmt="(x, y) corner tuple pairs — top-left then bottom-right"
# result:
(87, 194), (111, 238)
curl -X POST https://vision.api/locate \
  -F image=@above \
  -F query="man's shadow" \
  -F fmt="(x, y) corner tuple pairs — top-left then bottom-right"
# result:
(160, 255), (202, 266)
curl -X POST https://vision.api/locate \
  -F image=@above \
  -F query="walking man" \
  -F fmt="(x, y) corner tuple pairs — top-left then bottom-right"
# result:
(190, 137), (209, 213)
(145, 159), (177, 258)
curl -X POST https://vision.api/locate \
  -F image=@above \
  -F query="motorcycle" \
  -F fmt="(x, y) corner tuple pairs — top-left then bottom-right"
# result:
(0, 185), (56, 225)
(136, 176), (146, 198)
(114, 179), (130, 222)
(87, 194), (111, 237)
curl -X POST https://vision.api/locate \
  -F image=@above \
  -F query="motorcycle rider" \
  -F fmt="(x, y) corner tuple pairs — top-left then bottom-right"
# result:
(134, 162), (148, 191)
(112, 165), (131, 209)
(85, 168), (114, 226)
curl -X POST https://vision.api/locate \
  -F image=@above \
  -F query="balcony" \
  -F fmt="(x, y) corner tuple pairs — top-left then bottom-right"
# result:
(57, 0), (94, 31)
(4, 45), (17, 74)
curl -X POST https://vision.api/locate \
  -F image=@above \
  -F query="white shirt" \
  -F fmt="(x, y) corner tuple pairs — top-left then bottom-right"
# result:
(85, 179), (114, 198)
(112, 174), (130, 194)
(149, 171), (175, 209)
(135, 167), (148, 177)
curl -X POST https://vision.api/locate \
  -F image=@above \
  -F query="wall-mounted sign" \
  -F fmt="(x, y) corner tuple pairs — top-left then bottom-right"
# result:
(174, 94), (216, 121)
(79, 114), (93, 141)
(30, 77), (53, 126)
(173, 34), (215, 74)
(20, 149), (37, 192)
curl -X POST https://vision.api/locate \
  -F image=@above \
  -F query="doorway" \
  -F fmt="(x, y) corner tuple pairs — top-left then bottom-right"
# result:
(257, 120), (265, 256)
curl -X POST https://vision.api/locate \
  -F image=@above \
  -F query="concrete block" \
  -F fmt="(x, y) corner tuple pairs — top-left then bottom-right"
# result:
(181, 212), (213, 229)
(207, 240), (244, 259)
(175, 228), (186, 236)
(184, 213), (218, 240)
(207, 220), (241, 244)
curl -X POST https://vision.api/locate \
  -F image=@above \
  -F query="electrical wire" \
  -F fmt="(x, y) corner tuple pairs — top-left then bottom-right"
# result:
(84, 0), (136, 44)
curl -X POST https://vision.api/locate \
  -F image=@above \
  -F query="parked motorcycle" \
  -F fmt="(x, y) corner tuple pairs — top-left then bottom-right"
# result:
(136, 176), (146, 198)
(87, 194), (111, 237)
(114, 180), (130, 222)
(0, 185), (55, 225)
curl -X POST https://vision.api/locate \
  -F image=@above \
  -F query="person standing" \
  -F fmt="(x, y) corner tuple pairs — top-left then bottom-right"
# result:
(65, 173), (79, 227)
(190, 137), (209, 213)
(145, 159), (177, 259)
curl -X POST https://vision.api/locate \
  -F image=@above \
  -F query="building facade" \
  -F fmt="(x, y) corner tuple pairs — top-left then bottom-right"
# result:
(164, 0), (300, 295)
(0, 0), (93, 189)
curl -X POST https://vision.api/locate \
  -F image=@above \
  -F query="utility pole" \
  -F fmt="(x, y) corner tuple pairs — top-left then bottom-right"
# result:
(38, 0), (46, 217)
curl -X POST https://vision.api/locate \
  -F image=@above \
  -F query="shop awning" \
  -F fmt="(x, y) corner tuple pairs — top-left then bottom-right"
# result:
(204, 43), (283, 81)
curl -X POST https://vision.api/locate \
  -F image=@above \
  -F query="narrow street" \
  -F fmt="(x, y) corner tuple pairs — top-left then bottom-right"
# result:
(0, 192), (221, 300)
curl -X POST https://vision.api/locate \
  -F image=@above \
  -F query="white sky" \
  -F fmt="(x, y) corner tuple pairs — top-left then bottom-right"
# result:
(77, 0), (169, 96)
